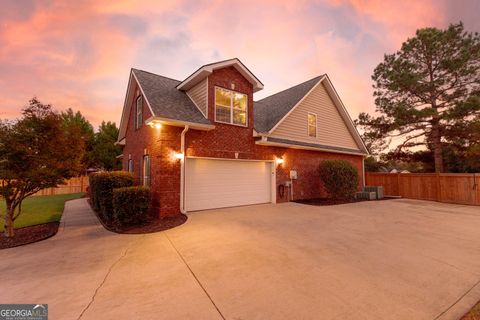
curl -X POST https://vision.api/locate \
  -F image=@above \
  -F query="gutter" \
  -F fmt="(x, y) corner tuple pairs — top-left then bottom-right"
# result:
(144, 116), (214, 131)
(255, 139), (368, 157)
(179, 125), (189, 214)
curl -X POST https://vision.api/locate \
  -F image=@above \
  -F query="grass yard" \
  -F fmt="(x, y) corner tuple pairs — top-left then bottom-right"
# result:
(0, 193), (84, 232)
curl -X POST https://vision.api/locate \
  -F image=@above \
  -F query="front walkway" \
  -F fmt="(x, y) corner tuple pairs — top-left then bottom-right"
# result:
(1, 198), (480, 319)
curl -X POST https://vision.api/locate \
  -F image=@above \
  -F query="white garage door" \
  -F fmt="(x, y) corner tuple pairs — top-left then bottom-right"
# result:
(185, 158), (273, 211)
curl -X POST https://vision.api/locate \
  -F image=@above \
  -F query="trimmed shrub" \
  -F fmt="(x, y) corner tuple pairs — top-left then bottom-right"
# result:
(319, 160), (359, 200)
(88, 171), (134, 221)
(113, 186), (152, 225)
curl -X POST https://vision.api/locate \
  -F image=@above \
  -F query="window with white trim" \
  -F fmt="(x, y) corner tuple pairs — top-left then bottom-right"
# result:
(143, 155), (150, 186)
(128, 159), (133, 173)
(308, 113), (317, 137)
(215, 87), (247, 126)
(136, 96), (143, 129)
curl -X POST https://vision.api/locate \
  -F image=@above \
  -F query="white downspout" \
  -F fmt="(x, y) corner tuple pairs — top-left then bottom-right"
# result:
(180, 125), (189, 214)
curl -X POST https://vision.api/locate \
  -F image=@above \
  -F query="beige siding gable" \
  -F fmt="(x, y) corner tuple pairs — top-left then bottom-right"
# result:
(187, 78), (208, 117)
(270, 82), (360, 150)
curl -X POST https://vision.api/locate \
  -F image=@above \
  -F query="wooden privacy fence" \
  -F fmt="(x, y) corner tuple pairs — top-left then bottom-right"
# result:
(34, 176), (89, 196)
(365, 172), (480, 205)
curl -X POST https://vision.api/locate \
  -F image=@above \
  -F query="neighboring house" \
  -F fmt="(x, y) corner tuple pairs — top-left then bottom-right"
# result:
(117, 58), (369, 216)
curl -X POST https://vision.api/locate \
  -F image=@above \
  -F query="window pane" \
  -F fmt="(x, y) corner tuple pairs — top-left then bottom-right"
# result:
(215, 88), (231, 107)
(233, 109), (246, 125)
(308, 114), (316, 126)
(233, 93), (247, 111)
(136, 96), (143, 129)
(216, 105), (231, 123)
(308, 125), (316, 137)
(143, 156), (150, 186)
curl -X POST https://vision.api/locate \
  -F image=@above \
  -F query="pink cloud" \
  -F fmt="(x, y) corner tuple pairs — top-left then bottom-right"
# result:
(0, 0), (475, 129)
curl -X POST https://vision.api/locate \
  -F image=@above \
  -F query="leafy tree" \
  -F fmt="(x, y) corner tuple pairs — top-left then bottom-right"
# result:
(0, 98), (84, 237)
(356, 23), (480, 172)
(90, 121), (122, 171)
(61, 108), (95, 171)
(364, 156), (382, 172)
(379, 143), (480, 173)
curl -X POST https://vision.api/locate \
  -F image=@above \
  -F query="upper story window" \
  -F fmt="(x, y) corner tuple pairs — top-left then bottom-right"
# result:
(136, 96), (143, 129)
(308, 113), (317, 137)
(215, 87), (247, 126)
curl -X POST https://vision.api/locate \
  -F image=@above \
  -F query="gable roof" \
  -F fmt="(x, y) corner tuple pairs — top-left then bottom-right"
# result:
(133, 69), (211, 125)
(176, 58), (264, 92)
(117, 62), (367, 155)
(254, 74), (368, 154)
(253, 75), (325, 133)
(118, 69), (212, 141)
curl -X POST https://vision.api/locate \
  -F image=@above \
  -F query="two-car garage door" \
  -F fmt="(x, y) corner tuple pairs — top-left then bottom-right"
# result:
(185, 158), (273, 212)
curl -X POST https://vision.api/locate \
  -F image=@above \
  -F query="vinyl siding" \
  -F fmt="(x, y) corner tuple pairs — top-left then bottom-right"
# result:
(187, 78), (208, 117)
(270, 82), (360, 150)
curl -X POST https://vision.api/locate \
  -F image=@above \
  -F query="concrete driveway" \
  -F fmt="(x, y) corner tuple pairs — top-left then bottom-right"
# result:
(1, 199), (480, 320)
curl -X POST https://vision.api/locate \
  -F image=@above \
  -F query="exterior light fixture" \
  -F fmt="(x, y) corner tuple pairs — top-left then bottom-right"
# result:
(154, 123), (162, 129)
(175, 153), (184, 160)
(275, 158), (284, 165)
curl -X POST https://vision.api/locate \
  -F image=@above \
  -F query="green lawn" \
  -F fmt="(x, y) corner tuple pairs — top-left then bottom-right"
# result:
(0, 193), (84, 231)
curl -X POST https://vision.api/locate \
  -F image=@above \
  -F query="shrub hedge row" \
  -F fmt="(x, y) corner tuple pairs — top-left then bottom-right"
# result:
(319, 160), (359, 200)
(89, 171), (135, 221)
(113, 186), (152, 225)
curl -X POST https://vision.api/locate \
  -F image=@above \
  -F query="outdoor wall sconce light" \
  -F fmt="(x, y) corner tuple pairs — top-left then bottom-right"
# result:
(174, 153), (184, 160)
(147, 121), (162, 129)
(275, 157), (284, 165)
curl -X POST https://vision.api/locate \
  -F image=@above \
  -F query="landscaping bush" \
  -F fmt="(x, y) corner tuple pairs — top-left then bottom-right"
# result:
(112, 186), (152, 225)
(319, 160), (359, 200)
(88, 171), (134, 221)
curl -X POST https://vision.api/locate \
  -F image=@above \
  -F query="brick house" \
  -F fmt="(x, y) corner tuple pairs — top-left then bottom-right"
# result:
(117, 58), (368, 216)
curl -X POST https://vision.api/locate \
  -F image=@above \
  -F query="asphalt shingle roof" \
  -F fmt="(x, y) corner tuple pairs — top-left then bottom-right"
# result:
(132, 68), (325, 133)
(253, 75), (324, 133)
(132, 68), (211, 125)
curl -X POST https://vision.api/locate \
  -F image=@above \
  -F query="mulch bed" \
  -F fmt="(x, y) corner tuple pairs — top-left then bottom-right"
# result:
(88, 200), (188, 234)
(99, 214), (188, 234)
(294, 197), (395, 206)
(0, 222), (59, 250)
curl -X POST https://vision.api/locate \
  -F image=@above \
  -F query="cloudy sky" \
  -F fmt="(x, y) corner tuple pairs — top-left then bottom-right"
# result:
(0, 0), (479, 128)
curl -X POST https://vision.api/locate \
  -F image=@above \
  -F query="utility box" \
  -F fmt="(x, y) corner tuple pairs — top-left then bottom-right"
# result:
(363, 186), (384, 199)
(289, 170), (298, 180)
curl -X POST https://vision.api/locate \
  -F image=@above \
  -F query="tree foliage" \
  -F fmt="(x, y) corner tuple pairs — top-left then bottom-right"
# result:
(61, 108), (95, 171)
(0, 98), (84, 236)
(356, 22), (480, 172)
(90, 121), (122, 171)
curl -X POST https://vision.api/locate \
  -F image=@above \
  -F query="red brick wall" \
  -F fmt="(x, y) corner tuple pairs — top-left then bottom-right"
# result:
(123, 67), (364, 217)
(121, 80), (181, 215)
(186, 67), (363, 203)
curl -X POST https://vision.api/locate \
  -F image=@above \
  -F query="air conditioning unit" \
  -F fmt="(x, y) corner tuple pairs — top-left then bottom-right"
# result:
(363, 186), (384, 199)
(356, 191), (377, 200)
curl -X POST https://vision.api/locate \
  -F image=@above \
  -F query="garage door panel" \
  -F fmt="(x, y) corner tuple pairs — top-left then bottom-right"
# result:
(185, 158), (272, 211)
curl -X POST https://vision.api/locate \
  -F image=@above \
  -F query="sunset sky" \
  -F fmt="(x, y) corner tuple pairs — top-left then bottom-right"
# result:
(1, 0), (479, 128)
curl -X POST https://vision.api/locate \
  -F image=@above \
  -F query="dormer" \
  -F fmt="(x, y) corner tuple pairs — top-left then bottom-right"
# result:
(177, 59), (263, 127)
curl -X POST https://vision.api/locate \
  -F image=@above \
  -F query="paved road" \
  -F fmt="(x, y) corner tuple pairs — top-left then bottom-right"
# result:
(1, 198), (480, 320)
